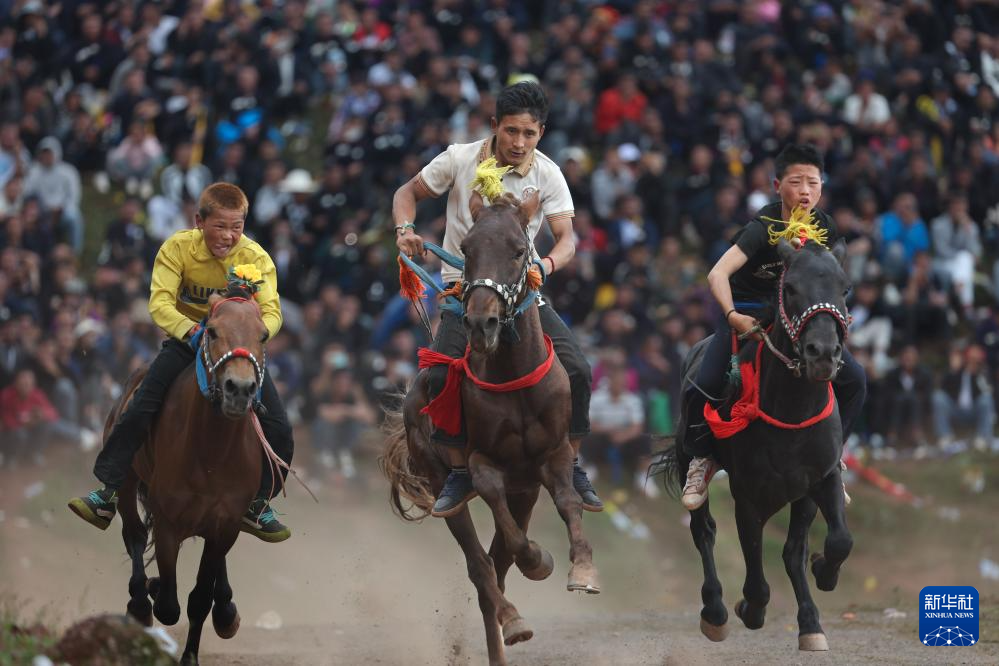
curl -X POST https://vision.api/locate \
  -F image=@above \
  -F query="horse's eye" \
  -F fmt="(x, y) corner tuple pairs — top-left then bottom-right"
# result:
(206, 328), (217, 340)
(515, 248), (525, 259)
(260, 332), (269, 343)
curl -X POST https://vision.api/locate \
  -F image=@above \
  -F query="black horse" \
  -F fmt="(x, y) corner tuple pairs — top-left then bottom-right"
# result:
(657, 238), (853, 651)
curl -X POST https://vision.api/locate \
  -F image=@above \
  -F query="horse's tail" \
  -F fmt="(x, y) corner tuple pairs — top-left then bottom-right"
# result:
(379, 397), (435, 522)
(648, 436), (684, 500)
(137, 482), (156, 567)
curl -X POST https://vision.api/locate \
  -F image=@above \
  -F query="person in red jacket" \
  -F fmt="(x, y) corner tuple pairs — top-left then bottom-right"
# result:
(595, 72), (647, 135)
(0, 366), (58, 464)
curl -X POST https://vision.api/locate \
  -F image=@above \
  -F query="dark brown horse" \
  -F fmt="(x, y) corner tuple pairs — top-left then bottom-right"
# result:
(115, 289), (269, 665)
(657, 239), (853, 651)
(383, 192), (599, 666)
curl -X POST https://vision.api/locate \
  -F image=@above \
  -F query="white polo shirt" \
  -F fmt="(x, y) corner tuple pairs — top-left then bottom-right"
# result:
(418, 138), (574, 284)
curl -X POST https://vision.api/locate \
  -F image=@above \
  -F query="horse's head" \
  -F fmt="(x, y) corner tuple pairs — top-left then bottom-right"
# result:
(204, 289), (268, 418)
(460, 190), (539, 354)
(776, 238), (850, 382)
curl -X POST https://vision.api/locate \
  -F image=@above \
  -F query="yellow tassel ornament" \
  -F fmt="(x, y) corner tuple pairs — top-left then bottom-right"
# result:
(469, 157), (512, 201)
(763, 206), (828, 247)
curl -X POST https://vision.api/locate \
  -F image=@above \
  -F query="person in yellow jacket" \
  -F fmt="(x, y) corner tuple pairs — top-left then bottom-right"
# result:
(68, 183), (294, 542)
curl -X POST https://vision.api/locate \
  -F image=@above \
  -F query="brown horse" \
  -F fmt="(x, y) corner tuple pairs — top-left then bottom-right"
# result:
(383, 192), (600, 666)
(115, 289), (268, 665)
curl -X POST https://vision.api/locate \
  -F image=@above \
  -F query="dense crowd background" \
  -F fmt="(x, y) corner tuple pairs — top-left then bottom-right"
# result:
(0, 0), (997, 495)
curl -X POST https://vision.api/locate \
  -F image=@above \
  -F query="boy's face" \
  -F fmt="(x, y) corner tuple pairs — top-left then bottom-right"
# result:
(774, 164), (822, 213)
(491, 113), (544, 169)
(196, 209), (245, 258)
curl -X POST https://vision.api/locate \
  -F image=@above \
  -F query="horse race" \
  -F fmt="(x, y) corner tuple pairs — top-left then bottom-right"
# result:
(2, 2), (998, 665)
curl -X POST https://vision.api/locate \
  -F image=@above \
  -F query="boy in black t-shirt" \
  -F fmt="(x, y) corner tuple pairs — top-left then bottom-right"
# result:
(680, 144), (867, 509)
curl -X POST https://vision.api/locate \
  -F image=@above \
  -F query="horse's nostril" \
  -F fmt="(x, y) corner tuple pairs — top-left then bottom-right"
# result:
(248, 382), (257, 396)
(805, 343), (820, 357)
(486, 316), (499, 331)
(224, 378), (237, 395)
(834, 344), (843, 356)
(462, 315), (471, 330)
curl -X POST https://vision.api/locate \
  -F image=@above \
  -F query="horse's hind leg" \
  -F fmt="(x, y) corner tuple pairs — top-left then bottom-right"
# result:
(690, 498), (728, 641)
(809, 470), (853, 593)
(469, 453), (551, 582)
(733, 501), (770, 630)
(783, 497), (828, 651)
(181, 536), (235, 665)
(539, 443), (599, 594)
(489, 487), (543, 592)
(211, 558), (240, 639)
(446, 508), (526, 666)
(118, 474), (151, 626)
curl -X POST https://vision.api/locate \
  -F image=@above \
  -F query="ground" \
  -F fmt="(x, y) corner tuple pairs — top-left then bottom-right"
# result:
(2, 439), (998, 665)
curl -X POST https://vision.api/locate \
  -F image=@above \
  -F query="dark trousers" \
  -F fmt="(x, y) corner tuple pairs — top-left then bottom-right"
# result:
(94, 338), (294, 499)
(683, 309), (867, 458)
(427, 302), (592, 446)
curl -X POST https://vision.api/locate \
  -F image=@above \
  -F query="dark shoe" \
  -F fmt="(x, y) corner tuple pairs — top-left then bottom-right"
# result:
(573, 462), (604, 512)
(240, 499), (291, 543)
(68, 488), (118, 530)
(431, 469), (478, 518)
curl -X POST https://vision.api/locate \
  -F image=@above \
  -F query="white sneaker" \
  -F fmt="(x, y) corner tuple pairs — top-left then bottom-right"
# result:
(339, 450), (356, 479)
(79, 428), (99, 452)
(318, 451), (336, 470)
(681, 457), (717, 510)
(635, 470), (661, 499)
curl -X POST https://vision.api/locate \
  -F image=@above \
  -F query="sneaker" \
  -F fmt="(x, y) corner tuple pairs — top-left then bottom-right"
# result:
(573, 461), (604, 511)
(68, 488), (118, 530)
(338, 450), (356, 479)
(635, 470), (661, 499)
(240, 499), (291, 543)
(431, 468), (477, 518)
(681, 457), (717, 510)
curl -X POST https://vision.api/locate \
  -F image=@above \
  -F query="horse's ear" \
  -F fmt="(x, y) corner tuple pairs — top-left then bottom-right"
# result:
(831, 238), (847, 266)
(518, 188), (540, 231)
(469, 191), (485, 221)
(776, 238), (796, 264)
(208, 292), (224, 310)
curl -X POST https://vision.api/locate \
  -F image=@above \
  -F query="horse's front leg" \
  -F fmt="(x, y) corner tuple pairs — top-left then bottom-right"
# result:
(809, 469), (853, 592)
(783, 497), (828, 651)
(118, 474), (151, 626)
(446, 507), (529, 665)
(690, 498), (728, 641)
(539, 441), (600, 594)
(150, 524), (182, 626)
(733, 501), (770, 630)
(469, 452), (553, 583)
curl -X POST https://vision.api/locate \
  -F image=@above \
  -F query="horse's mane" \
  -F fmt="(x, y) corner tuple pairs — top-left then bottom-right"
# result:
(220, 283), (256, 301)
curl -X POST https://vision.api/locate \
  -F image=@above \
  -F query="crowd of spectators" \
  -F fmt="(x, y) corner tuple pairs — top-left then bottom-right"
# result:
(1, 1), (998, 489)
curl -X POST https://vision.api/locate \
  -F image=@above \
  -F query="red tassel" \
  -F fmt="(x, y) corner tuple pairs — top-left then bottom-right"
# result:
(526, 266), (543, 291)
(398, 256), (426, 301)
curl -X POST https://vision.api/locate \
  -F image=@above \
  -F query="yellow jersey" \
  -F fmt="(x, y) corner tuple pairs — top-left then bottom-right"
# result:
(149, 229), (282, 341)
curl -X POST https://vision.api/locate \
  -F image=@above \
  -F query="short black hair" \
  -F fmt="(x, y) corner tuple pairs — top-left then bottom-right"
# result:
(774, 143), (824, 179)
(495, 81), (549, 125)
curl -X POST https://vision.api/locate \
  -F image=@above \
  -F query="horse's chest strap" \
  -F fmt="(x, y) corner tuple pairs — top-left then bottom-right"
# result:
(416, 335), (555, 436)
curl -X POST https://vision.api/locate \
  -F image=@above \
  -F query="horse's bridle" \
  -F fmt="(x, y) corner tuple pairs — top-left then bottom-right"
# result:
(460, 232), (533, 329)
(760, 268), (851, 377)
(199, 297), (267, 403)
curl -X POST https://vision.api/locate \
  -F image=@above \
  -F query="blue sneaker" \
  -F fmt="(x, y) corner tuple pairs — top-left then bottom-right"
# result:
(573, 462), (603, 512)
(241, 499), (291, 543)
(431, 469), (478, 517)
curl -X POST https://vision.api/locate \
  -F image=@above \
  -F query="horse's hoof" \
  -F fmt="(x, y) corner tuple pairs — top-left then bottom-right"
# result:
(699, 617), (729, 642)
(214, 611), (240, 639)
(734, 599), (765, 630)
(799, 633), (829, 651)
(566, 562), (600, 594)
(520, 548), (554, 581)
(502, 616), (533, 646)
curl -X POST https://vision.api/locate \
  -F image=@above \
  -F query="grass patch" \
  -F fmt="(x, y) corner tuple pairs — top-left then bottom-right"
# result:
(0, 597), (58, 665)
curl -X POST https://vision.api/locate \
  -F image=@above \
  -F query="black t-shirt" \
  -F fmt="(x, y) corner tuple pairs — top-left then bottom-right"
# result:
(729, 202), (839, 304)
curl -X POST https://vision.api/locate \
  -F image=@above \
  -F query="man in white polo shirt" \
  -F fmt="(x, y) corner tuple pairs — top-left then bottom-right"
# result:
(392, 81), (602, 517)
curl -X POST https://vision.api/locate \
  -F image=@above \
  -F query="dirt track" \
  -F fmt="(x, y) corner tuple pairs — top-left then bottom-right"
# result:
(2, 447), (997, 665)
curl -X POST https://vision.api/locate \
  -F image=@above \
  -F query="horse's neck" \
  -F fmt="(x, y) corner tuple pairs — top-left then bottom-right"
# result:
(187, 390), (256, 458)
(756, 333), (830, 421)
(469, 306), (547, 383)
